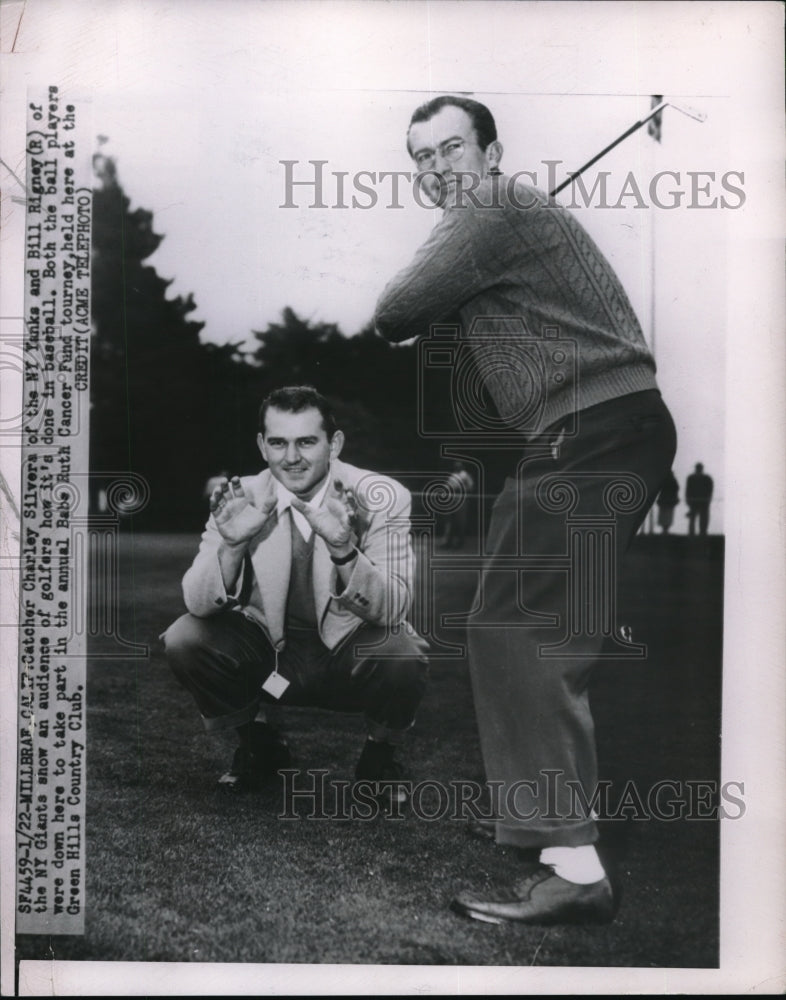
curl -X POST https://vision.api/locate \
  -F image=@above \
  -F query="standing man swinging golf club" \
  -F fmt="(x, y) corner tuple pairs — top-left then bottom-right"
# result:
(375, 95), (677, 925)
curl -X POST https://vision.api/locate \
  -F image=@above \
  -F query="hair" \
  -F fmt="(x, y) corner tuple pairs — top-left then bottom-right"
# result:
(258, 385), (338, 439)
(407, 95), (497, 155)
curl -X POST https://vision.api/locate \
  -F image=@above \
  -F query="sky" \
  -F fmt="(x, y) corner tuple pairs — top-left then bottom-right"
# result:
(1, 2), (785, 994)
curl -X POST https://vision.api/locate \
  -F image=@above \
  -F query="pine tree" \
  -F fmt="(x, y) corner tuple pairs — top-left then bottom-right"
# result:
(90, 154), (245, 528)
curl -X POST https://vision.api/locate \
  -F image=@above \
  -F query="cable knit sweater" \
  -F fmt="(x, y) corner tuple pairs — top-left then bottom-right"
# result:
(374, 175), (658, 437)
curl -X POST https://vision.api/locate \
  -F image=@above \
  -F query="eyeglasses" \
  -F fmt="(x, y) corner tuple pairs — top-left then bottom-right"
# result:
(412, 138), (469, 171)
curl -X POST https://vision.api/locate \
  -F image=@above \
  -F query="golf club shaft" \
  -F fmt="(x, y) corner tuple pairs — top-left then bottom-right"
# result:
(550, 102), (668, 197)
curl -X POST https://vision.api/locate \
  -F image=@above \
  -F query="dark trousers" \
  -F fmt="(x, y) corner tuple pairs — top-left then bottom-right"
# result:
(687, 502), (710, 536)
(466, 390), (677, 847)
(163, 613), (428, 744)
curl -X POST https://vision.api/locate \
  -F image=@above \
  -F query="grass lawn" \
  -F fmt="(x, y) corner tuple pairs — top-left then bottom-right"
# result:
(16, 531), (722, 969)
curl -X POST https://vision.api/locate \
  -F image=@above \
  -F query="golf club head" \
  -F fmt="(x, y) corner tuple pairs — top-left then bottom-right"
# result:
(666, 100), (708, 123)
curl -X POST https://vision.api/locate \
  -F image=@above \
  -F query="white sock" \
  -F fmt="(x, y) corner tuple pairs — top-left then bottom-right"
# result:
(539, 845), (606, 884)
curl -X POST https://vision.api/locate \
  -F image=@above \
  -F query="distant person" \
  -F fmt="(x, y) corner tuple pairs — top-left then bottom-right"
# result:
(440, 461), (475, 549)
(656, 470), (680, 534)
(163, 386), (428, 800)
(686, 463), (714, 536)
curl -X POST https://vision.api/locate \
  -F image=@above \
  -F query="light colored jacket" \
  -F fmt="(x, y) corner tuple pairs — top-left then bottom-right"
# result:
(182, 460), (416, 651)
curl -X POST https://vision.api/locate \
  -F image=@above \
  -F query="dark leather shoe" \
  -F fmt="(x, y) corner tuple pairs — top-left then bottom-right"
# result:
(218, 734), (292, 794)
(354, 738), (412, 809)
(451, 865), (616, 925)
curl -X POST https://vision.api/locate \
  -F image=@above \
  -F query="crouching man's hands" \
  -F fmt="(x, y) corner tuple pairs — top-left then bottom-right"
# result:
(210, 476), (277, 547)
(290, 479), (358, 558)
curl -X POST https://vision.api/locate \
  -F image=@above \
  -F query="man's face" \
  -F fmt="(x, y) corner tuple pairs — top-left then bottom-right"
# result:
(257, 406), (340, 500)
(408, 105), (500, 208)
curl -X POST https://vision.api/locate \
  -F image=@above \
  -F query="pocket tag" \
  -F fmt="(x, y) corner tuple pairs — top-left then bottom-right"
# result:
(261, 671), (289, 700)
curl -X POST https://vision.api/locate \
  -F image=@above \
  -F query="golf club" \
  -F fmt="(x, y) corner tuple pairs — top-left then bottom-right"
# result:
(550, 99), (708, 197)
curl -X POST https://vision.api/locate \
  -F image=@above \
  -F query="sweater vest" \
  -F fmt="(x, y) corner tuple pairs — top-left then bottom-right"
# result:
(286, 520), (318, 629)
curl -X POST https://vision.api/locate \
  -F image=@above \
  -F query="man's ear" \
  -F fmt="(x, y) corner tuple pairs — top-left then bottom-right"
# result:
(329, 430), (345, 461)
(257, 432), (268, 463)
(485, 140), (503, 172)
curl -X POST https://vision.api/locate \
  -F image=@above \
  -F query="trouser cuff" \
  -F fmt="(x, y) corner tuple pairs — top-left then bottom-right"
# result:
(496, 819), (598, 849)
(365, 716), (413, 746)
(201, 700), (259, 733)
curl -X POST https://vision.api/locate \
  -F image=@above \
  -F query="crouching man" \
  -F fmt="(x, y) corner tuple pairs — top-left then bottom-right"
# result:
(163, 385), (428, 800)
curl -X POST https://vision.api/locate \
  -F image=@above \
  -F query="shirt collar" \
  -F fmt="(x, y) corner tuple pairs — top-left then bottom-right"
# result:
(275, 475), (331, 540)
(275, 475), (331, 513)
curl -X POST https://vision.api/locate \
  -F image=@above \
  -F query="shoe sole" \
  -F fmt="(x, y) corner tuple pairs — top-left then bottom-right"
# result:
(217, 767), (289, 794)
(450, 899), (508, 924)
(450, 897), (616, 926)
(218, 774), (261, 794)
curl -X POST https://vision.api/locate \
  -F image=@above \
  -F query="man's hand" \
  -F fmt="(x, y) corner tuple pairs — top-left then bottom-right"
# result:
(290, 479), (357, 553)
(210, 476), (277, 547)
